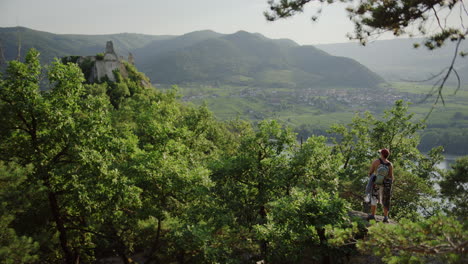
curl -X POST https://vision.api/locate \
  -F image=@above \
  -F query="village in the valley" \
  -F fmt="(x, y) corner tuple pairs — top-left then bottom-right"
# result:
(179, 84), (426, 113)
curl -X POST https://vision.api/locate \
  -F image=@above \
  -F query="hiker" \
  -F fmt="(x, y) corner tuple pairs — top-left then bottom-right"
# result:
(367, 148), (393, 223)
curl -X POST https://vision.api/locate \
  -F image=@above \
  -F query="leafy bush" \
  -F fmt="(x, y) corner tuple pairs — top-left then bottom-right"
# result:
(357, 215), (467, 264)
(96, 52), (104, 60)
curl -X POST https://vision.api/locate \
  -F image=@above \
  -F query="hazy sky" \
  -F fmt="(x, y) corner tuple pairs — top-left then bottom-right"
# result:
(0, 0), (369, 45)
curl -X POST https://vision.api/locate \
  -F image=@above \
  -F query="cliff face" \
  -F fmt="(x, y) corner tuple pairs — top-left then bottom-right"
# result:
(77, 41), (129, 83)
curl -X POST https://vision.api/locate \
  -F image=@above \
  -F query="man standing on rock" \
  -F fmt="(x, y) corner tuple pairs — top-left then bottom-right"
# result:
(367, 148), (393, 223)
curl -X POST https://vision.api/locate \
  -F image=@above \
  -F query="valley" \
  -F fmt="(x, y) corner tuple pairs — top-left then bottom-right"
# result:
(165, 82), (468, 154)
(1, 26), (467, 154)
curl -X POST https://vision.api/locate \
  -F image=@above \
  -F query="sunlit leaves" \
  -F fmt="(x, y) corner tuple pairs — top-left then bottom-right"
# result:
(2, 48), (463, 263)
(357, 215), (467, 264)
(439, 156), (468, 217)
(255, 188), (350, 263)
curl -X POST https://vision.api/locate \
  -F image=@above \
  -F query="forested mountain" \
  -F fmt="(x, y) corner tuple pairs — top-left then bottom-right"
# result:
(0, 27), (173, 63)
(132, 29), (223, 58)
(0, 27), (384, 88)
(143, 30), (384, 87)
(316, 38), (468, 83)
(2, 27), (467, 155)
(3, 27), (468, 86)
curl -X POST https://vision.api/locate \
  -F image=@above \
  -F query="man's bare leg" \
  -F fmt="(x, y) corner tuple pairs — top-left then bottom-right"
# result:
(367, 205), (377, 220)
(383, 207), (389, 217)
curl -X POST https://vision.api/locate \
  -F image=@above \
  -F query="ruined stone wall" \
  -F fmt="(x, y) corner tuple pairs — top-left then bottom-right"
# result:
(79, 41), (129, 83)
(92, 60), (121, 82)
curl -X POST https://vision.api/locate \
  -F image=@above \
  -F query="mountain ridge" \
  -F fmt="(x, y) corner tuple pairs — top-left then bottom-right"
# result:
(316, 38), (468, 83)
(0, 26), (384, 88)
(139, 30), (383, 87)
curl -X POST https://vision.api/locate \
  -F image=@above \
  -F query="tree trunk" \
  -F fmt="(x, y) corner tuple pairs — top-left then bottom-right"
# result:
(145, 218), (162, 264)
(48, 191), (76, 264)
(176, 250), (185, 264)
(117, 250), (131, 264)
(317, 228), (331, 264)
(111, 227), (133, 264)
(259, 205), (268, 260)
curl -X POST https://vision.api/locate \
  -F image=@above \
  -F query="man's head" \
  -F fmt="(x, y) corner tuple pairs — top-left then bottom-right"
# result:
(379, 148), (390, 159)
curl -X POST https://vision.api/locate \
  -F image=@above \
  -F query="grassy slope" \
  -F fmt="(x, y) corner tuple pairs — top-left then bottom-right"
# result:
(392, 82), (468, 127)
(174, 84), (356, 130)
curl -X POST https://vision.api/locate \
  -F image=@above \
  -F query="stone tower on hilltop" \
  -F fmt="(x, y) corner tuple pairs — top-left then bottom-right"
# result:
(90, 41), (127, 82)
(128, 52), (135, 65)
(72, 41), (151, 87)
(77, 41), (128, 83)
(105, 41), (115, 54)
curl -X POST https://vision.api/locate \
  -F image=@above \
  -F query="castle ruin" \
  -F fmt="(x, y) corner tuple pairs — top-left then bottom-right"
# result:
(77, 41), (129, 83)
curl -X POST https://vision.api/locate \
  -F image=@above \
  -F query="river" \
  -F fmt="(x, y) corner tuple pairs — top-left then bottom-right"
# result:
(436, 155), (462, 170)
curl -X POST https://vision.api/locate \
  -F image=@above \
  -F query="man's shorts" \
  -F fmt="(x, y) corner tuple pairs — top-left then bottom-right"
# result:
(370, 178), (393, 209)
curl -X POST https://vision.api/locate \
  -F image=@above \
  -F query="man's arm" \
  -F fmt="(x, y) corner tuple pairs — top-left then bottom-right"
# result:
(368, 159), (378, 176)
(389, 163), (394, 180)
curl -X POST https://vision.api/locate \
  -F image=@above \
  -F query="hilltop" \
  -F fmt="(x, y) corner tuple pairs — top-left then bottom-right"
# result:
(0, 27), (384, 89)
(140, 30), (384, 88)
(3, 27), (468, 85)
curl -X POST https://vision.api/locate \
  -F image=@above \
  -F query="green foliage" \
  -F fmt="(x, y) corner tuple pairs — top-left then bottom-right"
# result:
(207, 122), (351, 262)
(96, 60), (233, 262)
(440, 156), (468, 218)
(1, 48), (462, 263)
(0, 49), (142, 263)
(77, 57), (94, 82)
(420, 128), (468, 155)
(357, 215), (467, 264)
(328, 100), (442, 219)
(146, 33), (383, 88)
(255, 189), (350, 263)
(108, 82), (130, 108)
(87, 62), (154, 109)
(0, 215), (39, 264)
(290, 135), (342, 192)
(95, 52), (104, 60)
(123, 61), (151, 86)
(0, 162), (39, 264)
(60, 55), (81, 64)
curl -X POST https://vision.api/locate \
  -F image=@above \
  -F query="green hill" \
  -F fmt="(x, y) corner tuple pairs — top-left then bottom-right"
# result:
(132, 29), (222, 59)
(0, 27), (173, 63)
(0, 27), (384, 89)
(0, 27), (467, 155)
(141, 30), (384, 88)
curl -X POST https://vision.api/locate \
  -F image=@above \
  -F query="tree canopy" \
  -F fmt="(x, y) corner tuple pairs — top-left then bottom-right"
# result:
(0, 49), (466, 263)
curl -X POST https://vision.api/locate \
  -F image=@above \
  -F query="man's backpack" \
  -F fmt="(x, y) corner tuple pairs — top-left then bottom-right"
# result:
(375, 159), (390, 185)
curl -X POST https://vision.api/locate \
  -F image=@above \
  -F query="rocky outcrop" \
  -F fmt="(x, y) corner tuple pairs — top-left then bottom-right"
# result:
(348, 210), (397, 225)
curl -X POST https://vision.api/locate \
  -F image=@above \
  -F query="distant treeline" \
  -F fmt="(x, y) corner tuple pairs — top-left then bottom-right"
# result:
(295, 124), (468, 156)
(419, 128), (468, 155)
